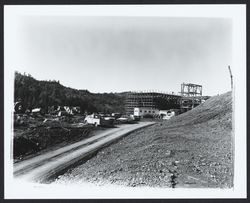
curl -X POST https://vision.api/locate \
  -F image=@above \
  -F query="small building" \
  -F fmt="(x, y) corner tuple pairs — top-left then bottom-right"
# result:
(64, 106), (73, 115)
(32, 108), (41, 113)
(31, 108), (44, 116)
(57, 106), (72, 117)
(134, 107), (160, 117)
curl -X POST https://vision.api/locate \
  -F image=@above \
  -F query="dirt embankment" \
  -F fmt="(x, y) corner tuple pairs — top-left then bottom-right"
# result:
(55, 91), (233, 188)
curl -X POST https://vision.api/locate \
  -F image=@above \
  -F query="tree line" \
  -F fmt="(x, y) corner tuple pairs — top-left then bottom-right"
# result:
(14, 72), (126, 114)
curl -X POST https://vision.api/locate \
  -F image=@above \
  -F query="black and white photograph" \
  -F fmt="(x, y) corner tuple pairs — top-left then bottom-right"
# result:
(4, 5), (246, 199)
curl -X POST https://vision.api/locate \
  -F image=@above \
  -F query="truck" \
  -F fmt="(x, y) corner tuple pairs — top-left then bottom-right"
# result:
(159, 110), (176, 120)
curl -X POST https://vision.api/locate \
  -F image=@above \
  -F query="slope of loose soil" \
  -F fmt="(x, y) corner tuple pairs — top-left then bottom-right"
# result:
(55, 92), (233, 188)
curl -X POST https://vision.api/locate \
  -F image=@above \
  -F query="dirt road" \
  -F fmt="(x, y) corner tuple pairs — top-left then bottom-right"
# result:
(14, 122), (155, 183)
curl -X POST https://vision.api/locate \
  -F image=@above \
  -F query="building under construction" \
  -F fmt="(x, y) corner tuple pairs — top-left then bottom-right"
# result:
(125, 91), (181, 115)
(125, 83), (206, 115)
(180, 83), (203, 112)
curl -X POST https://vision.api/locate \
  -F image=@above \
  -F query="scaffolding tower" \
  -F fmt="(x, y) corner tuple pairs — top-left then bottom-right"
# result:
(181, 83), (202, 97)
(180, 83), (203, 111)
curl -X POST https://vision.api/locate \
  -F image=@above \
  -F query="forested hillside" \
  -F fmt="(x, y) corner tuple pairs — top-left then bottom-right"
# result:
(14, 72), (126, 114)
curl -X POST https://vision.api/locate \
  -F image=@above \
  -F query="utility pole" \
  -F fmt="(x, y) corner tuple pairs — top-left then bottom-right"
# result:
(228, 65), (233, 90)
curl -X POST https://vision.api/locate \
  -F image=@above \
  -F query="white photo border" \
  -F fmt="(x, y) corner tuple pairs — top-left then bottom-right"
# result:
(4, 4), (246, 199)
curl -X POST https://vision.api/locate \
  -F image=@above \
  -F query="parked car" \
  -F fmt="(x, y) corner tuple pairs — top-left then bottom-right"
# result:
(84, 114), (115, 127)
(162, 110), (175, 120)
(116, 115), (136, 124)
(111, 113), (122, 119)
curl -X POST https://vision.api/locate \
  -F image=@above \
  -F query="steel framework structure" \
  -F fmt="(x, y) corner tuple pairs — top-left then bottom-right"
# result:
(181, 83), (202, 97)
(125, 91), (181, 115)
(180, 83), (203, 111)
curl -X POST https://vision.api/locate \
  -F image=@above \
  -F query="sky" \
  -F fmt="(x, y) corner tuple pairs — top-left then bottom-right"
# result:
(8, 15), (232, 96)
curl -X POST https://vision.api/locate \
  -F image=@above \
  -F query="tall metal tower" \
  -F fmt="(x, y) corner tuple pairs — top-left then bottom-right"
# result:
(180, 83), (203, 112)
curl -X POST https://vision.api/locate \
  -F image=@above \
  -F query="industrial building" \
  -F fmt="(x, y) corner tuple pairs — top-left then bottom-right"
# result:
(125, 91), (181, 115)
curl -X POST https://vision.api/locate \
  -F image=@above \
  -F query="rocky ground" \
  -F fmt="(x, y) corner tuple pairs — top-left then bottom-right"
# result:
(55, 91), (233, 188)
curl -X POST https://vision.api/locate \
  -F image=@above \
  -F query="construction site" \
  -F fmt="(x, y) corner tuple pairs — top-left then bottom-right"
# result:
(13, 82), (210, 159)
(55, 91), (233, 188)
(12, 78), (233, 189)
(6, 9), (241, 198)
(125, 83), (209, 117)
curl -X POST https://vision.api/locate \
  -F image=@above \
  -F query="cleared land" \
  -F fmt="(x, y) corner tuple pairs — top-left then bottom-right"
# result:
(55, 91), (233, 188)
(14, 116), (96, 162)
(14, 122), (154, 183)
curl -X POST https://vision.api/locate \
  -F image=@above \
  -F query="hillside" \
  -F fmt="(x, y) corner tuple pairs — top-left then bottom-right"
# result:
(14, 72), (126, 114)
(55, 91), (233, 188)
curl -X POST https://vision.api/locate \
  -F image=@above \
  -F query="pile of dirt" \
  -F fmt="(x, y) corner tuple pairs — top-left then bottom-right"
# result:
(13, 120), (94, 161)
(164, 92), (232, 129)
(55, 91), (233, 188)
